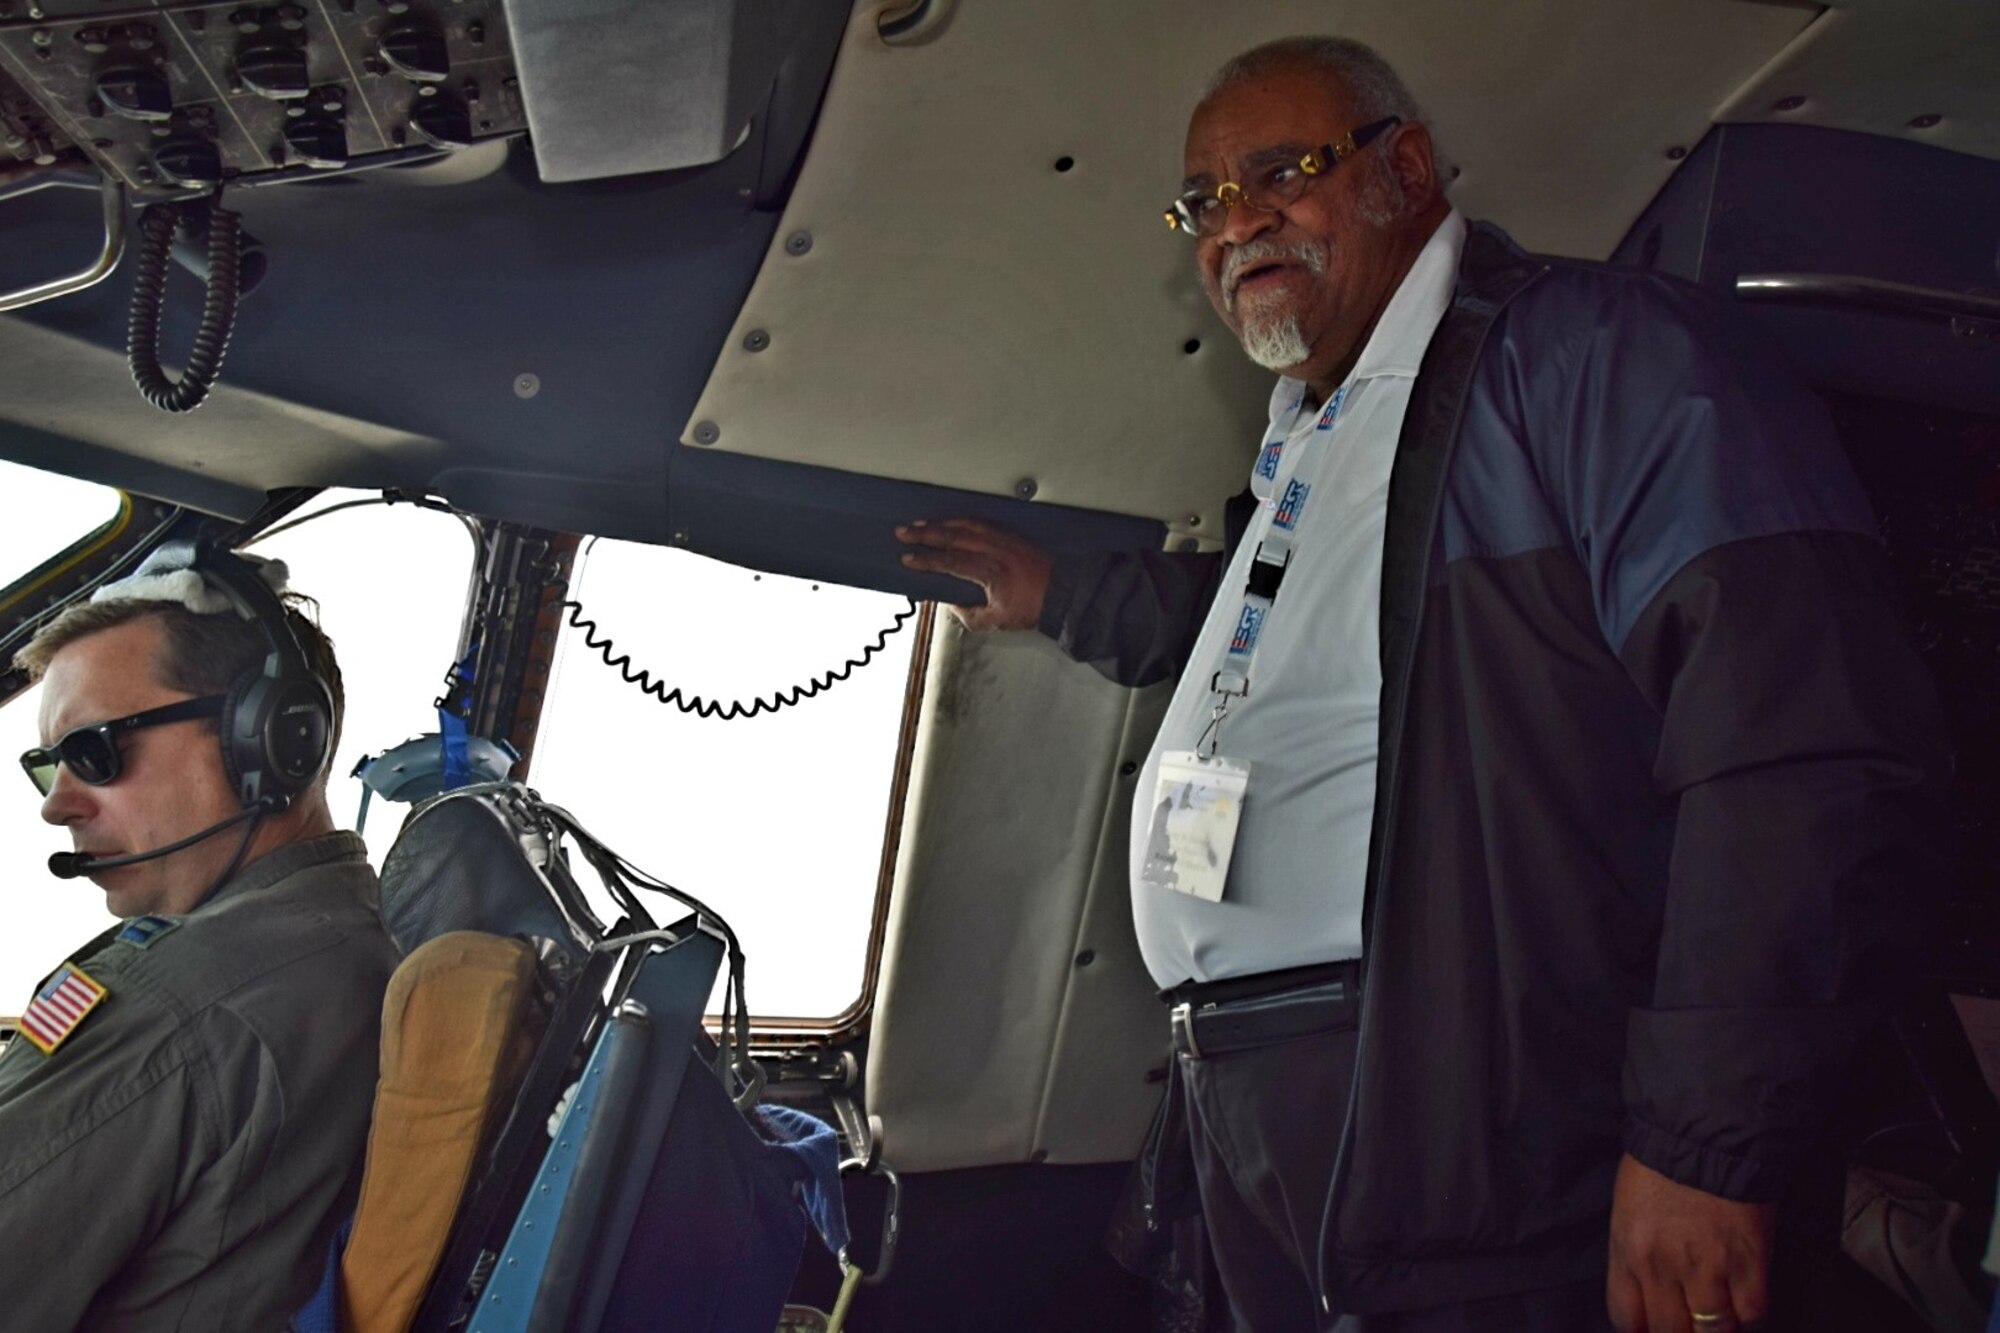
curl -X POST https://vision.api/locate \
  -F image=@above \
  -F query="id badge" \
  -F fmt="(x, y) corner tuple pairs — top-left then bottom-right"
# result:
(1138, 750), (1250, 903)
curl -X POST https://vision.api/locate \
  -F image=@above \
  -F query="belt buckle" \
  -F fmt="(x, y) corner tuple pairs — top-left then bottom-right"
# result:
(1170, 1001), (1201, 1058)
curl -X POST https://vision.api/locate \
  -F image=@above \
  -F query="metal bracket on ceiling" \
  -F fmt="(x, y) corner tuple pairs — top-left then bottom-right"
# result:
(0, 173), (126, 314)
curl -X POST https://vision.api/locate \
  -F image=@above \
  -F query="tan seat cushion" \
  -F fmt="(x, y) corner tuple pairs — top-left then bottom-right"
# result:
(340, 931), (540, 1333)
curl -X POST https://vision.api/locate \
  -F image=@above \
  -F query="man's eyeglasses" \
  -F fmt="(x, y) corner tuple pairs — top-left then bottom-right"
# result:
(20, 696), (225, 796)
(1165, 116), (1403, 240)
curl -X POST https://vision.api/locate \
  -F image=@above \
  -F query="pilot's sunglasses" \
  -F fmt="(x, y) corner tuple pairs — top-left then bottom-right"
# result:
(1165, 116), (1403, 239)
(20, 695), (226, 796)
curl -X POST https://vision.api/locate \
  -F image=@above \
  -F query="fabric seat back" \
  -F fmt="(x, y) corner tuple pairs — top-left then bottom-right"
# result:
(339, 932), (541, 1333)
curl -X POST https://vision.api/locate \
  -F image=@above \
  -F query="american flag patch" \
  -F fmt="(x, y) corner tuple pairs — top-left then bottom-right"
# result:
(19, 963), (107, 1056)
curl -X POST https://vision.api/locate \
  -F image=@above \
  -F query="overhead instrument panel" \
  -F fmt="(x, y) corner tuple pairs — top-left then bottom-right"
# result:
(0, 0), (524, 194)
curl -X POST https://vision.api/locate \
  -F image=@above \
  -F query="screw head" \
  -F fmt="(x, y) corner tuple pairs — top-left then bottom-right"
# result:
(692, 421), (721, 446)
(1665, 145), (1688, 161)
(1118, 760), (1138, 776)
(1909, 113), (1942, 129)
(512, 372), (540, 399)
(1075, 950), (1095, 967)
(28, 27), (51, 46)
(784, 230), (813, 256)
(1175, 537), (1199, 553)
(1014, 478), (1038, 500)
(742, 329), (770, 352)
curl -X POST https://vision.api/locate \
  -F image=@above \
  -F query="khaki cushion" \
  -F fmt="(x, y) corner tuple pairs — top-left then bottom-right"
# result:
(340, 932), (540, 1333)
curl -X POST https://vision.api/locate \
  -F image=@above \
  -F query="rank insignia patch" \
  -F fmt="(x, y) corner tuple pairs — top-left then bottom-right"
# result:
(116, 916), (179, 950)
(19, 964), (107, 1056)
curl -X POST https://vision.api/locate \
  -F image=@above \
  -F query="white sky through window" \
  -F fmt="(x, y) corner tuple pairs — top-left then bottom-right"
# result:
(530, 538), (920, 1020)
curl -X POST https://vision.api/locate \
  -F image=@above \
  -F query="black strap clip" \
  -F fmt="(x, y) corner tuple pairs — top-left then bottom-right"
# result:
(1245, 543), (1289, 601)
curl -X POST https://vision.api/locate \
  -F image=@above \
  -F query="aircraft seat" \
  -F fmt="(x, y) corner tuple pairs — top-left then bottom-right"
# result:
(296, 782), (848, 1333)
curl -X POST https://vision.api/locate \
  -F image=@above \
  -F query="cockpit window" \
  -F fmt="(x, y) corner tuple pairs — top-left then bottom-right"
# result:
(531, 537), (926, 1024)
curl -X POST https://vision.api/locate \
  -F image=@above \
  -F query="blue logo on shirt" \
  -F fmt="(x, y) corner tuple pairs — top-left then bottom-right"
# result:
(1228, 603), (1266, 656)
(1274, 479), (1311, 530)
(1255, 439), (1284, 481)
(1315, 385), (1349, 430)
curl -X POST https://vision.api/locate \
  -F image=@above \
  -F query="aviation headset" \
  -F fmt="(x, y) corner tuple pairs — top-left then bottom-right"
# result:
(188, 543), (336, 810)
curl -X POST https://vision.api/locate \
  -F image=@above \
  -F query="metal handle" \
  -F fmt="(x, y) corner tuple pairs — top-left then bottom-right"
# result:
(0, 174), (128, 314)
(1735, 272), (2000, 328)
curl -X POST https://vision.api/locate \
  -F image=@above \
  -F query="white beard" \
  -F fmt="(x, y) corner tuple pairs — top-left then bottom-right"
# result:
(1240, 311), (1311, 371)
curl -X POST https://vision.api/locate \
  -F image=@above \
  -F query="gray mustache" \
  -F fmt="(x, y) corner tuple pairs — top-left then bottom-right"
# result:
(1223, 240), (1327, 307)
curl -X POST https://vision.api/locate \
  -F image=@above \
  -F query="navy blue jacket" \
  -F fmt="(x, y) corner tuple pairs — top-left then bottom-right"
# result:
(1042, 222), (1951, 1310)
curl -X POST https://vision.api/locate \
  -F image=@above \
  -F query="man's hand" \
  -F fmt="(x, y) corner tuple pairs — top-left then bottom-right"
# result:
(896, 519), (1054, 632)
(1607, 1153), (1775, 1333)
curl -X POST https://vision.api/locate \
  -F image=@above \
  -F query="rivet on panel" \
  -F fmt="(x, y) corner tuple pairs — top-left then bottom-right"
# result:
(1183, 338), (1201, 354)
(785, 230), (814, 256)
(742, 329), (771, 352)
(1664, 145), (1687, 161)
(1075, 950), (1095, 967)
(1773, 95), (1807, 112)
(1184, 514), (1201, 528)
(1119, 760), (1138, 777)
(1176, 537), (1199, 553)
(1054, 155), (1074, 173)
(1014, 478), (1038, 500)
(692, 420), (722, 445)
(512, 372), (539, 399)
(1908, 113), (1942, 130)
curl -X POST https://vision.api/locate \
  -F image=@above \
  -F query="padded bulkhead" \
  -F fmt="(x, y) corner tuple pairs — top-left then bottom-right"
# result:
(868, 621), (1173, 1171)
(681, 0), (1814, 537)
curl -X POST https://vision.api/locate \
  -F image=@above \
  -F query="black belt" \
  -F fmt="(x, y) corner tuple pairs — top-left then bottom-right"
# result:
(1166, 959), (1361, 1060)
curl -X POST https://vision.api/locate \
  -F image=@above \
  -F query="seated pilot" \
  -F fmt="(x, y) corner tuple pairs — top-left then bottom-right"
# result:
(0, 544), (397, 1331)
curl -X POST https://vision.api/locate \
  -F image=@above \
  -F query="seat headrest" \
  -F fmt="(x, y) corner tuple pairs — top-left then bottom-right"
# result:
(378, 782), (603, 961)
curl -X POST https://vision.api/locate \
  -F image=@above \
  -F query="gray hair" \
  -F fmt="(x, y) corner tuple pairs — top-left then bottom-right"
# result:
(1201, 37), (1454, 187)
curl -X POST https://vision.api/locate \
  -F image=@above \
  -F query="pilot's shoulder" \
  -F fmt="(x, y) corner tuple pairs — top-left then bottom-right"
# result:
(92, 882), (395, 1021)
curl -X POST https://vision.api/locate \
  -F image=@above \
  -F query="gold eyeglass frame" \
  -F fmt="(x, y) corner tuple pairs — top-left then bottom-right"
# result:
(1164, 116), (1403, 236)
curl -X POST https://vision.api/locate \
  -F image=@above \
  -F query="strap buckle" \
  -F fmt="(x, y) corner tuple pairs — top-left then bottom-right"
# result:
(1169, 1001), (1202, 1058)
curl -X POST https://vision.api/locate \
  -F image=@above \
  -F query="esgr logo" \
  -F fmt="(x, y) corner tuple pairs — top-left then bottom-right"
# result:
(1274, 480), (1310, 530)
(1255, 440), (1284, 481)
(1229, 603), (1266, 656)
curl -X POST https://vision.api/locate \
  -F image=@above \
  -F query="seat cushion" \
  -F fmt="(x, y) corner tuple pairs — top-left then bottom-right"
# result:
(340, 932), (540, 1333)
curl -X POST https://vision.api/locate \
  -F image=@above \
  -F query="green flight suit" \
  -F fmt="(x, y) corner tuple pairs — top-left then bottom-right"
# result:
(0, 831), (399, 1332)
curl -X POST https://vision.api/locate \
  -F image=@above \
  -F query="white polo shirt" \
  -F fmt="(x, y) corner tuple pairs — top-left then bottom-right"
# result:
(1131, 210), (1466, 988)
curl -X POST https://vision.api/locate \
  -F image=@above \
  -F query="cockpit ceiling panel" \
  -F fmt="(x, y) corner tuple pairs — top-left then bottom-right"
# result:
(1717, 1), (2000, 163)
(681, 0), (1817, 534)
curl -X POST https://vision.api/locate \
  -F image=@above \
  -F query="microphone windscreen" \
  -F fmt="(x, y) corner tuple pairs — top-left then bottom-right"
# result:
(47, 852), (89, 880)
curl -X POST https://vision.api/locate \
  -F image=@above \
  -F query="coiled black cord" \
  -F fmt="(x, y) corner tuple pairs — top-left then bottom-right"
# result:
(559, 596), (918, 720)
(128, 201), (241, 413)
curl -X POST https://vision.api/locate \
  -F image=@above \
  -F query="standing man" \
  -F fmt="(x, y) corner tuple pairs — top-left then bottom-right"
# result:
(0, 544), (398, 1331)
(899, 37), (1948, 1333)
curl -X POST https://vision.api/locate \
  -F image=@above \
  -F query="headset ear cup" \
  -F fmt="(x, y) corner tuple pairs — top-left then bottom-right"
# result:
(220, 671), (260, 806)
(268, 677), (334, 792)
